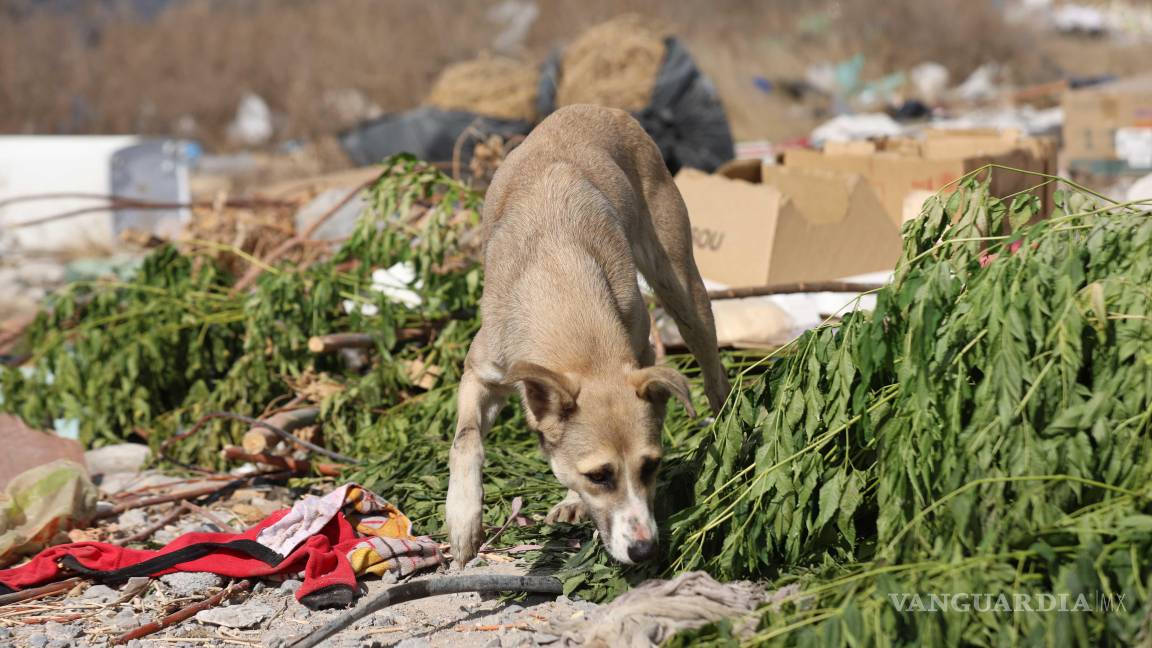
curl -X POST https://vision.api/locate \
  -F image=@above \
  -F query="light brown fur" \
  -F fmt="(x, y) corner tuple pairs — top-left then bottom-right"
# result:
(446, 104), (730, 565)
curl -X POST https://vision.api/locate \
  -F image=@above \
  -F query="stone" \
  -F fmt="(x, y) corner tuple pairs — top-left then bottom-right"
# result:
(279, 579), (303, 594)
(81, 584), (119, 603)
(195, 601), (275, 629)
(44, 621), (82, 639)
(111, 607), (139, 630)
(394, 639), (432, 648)
(116, 508), (149, 531)
(534, 633), (560, 645)
(29, 635), (49, 648)
(159, 572), (223, 597)
(85, 443), (151, 476)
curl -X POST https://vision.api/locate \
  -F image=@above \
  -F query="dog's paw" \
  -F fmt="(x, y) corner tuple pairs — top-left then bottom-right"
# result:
(446, 495), (485, 566)
(545, 491), (587, 524)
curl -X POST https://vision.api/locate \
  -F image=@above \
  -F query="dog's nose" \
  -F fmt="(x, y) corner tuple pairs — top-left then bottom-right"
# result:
(627, 539), (657, 562)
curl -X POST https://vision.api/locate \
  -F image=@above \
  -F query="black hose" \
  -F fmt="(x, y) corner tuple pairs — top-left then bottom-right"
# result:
(279, 574), (564, 648)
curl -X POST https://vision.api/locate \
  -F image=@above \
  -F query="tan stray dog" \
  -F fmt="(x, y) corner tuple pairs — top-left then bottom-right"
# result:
(446, 104), (731, 565)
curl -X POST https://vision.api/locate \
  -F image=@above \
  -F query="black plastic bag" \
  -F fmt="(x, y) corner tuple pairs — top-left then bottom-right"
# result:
(338, 107), (531, 168)
(537, 37), (734, 174)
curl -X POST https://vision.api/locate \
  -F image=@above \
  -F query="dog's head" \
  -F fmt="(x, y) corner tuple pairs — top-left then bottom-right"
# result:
(504, 361), (695, 564)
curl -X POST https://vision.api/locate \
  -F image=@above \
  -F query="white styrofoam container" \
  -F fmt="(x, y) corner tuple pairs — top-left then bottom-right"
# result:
(0, 136), (190, 253)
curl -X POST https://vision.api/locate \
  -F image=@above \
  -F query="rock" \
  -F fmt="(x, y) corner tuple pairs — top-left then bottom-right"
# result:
(29, 635), (49, 648)
(483, 637), (503, 648)
(195, 601), (275, 629)
(279, 578), (303, 594)
(502, 603), (524, 616)
(534, 633), (560, 645)
(394, 639), (432, 648)
(253, 581), (266, 594)
(44, 621), (82, 639)
(0, 627), (10, 639)
(160, 572), (223, 597)
(85, 443), (151, 476)
(111, 607), (139, 630)
(116, 508), (149, 531)
(81, 584), (119, 603)
(501, 630), (532, 647)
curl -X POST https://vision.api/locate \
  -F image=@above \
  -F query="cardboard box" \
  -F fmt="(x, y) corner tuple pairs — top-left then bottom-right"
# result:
(777, 129), (1057, 227)
(676, 167), (901, 288)
(1063, 75), (1152, 162)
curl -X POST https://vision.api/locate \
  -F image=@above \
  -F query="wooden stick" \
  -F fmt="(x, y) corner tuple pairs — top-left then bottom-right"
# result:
(307, 333), (375, 353)
(0, 578), (83, 607)
(222, 446), (347, 477)
(94, 482), (236, 521)
(706, 281), (885, 301)
(113, 579), (253, 645)
(307, 326), (438, 354)
(242, 407), (319, 454)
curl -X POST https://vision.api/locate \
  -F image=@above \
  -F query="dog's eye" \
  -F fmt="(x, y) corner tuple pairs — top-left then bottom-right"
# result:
(583, 468), (614, 486)
(640, 457), (662, 482)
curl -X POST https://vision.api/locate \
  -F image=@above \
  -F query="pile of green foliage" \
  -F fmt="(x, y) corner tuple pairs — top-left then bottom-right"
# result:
(3, 156), (1150, 645)
(655, 178), (1152, 645)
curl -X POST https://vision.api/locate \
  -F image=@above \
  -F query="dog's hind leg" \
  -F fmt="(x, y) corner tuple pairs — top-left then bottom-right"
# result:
(634, 183), (731, 414)
(447, 335), (510, 566)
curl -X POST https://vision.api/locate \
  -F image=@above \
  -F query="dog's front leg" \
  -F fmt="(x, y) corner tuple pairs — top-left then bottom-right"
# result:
(447, 367), (507, 566)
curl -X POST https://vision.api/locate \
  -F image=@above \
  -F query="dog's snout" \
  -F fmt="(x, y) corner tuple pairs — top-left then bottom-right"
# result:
(627, 539), (657, 562)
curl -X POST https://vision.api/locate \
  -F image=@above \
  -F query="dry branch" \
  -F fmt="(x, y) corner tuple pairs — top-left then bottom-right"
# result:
(0, 578), (83, 607)
(242, 407), (319, 454)
(706, 281), (885, 300)
(222, 446), (347, 476)
(113, 579), (253, 645)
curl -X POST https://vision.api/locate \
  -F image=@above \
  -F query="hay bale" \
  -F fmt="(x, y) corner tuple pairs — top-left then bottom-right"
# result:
(424, 55), (538, 122)
(556, 15), (668, 112)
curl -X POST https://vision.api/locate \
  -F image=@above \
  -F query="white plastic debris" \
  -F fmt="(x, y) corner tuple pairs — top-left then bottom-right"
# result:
(342, 262), (423, 316)
(952, 64), (1001, 103)
(909, 62), (950, 104)
(810, 113), (904, 146)
(226, 92), (273, 147)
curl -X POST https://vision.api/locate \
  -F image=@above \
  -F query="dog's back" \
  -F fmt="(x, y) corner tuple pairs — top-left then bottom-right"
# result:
(479, 105), (679, 371)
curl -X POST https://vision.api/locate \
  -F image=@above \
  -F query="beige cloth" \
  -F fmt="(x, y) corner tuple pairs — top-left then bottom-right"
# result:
(559, 571), (763, 647)
(0, 459), (97, 566)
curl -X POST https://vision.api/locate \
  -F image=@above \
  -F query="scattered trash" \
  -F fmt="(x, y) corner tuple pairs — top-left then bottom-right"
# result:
(809, 112), (904, 146)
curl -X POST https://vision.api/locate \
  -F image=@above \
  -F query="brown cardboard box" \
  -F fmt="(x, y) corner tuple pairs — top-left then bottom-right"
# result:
(676, 167), (901, 288)
(779, 130), (1057, 227)
(1063, 75), (1152, 162)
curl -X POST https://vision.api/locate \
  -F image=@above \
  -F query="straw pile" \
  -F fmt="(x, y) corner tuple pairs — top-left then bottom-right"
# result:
(424, 54), (538, 122)
(556, 14), (668, 112)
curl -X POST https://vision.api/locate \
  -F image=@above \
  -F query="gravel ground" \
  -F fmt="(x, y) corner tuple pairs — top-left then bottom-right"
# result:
(2, 471), (597, 648)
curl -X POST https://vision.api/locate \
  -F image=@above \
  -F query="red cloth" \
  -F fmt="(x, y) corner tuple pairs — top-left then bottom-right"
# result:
(0, 509), (359, 608)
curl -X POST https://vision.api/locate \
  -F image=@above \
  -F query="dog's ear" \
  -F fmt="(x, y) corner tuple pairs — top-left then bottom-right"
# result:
(630, 366), (696, 418)
(504, 361), (580, 423)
